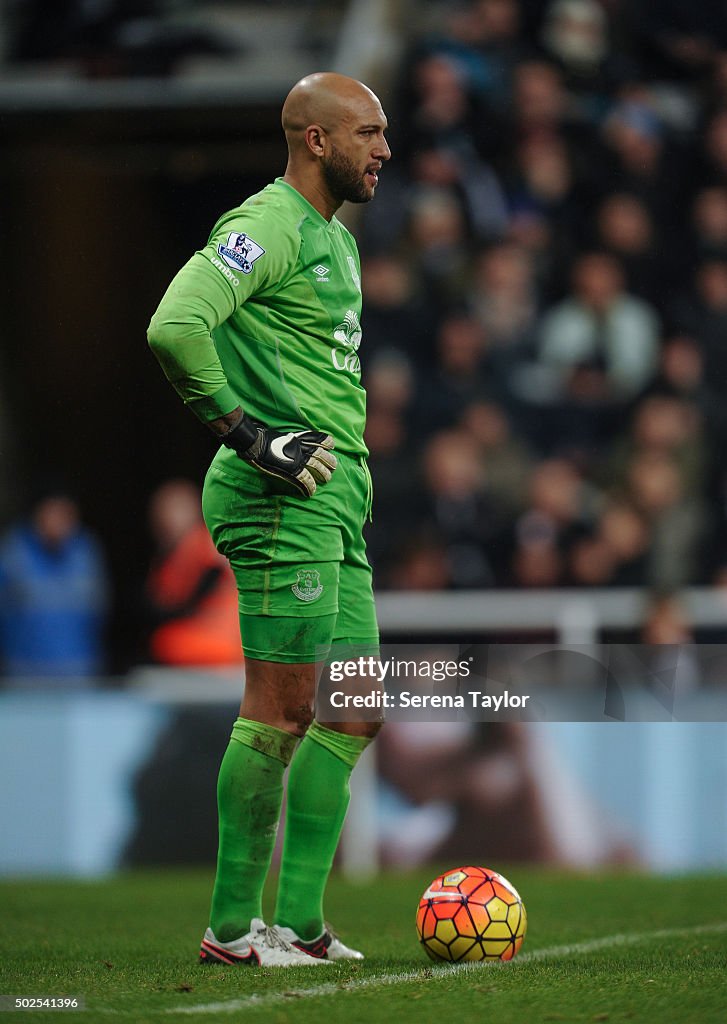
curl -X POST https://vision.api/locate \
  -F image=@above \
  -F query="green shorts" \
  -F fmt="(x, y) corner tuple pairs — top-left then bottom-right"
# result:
(201, 445), (379, 663)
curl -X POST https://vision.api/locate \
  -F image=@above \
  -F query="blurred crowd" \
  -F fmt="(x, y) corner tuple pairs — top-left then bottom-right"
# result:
(8, 0), (727, 676)
(0, 481), (241, 679)
(360, 0), (727, 597)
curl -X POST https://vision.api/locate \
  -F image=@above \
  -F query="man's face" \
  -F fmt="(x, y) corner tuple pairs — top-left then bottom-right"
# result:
(33, 496), (79, 549)
(321, 100), (390, 205)
(323, 144), (378, 204)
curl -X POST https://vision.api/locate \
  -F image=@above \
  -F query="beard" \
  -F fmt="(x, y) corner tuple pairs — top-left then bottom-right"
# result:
(322, 144), (375, 204)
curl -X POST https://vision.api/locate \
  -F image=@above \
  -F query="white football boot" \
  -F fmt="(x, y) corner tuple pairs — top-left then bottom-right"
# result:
(274, 923), (365, 961)
(199, 918), (331, 967)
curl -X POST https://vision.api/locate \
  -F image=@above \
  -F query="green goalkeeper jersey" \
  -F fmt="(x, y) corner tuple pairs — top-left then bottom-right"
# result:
(148, 178), (367, 456)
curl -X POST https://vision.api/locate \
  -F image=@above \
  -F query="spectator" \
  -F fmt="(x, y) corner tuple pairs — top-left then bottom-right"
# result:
(511, 526), (563, 587)
(509, 59), (573, 140)
(670, 259), (727, 443)
(468, 242), (539, 356)
(0, 485), (109, 680)
(539, 251), (660, 401)
(360, 254), (437, 362)
(402, 187), (472, 305)
(706, 53), (727, 118)
(365, 347), (416, 420)
(567, 532), (617, 585)
(597, 90), (683, 230)
(594, 192), (663, 305)
(419, 428), (506, 587)
(423, 0), (529, 111)
(650, 334), (704, 402)
(387, 535), (453, 591)
(541, 0), (627, 108)
(398, 54), (495, 163)
(460, 400), (534, 517)
(542, 0), (609, 78)
(414, 314), (493, 434)
(597, 502), (651, 585)
(380, 54), (509, 246)
(364, 351), (425, 575)
(641, 591), (694, 645)
(509, 458), (598, 587)
(606, 394), (706, 497)
(623, 451), (706, 588)
(700, 110), (727, 188)
(640, 591), (701, 696)
(144, 479), (242, 667)
(690, 187), (727, 264)
(514, 457), (600, 550)
(504, 135), (581, 293)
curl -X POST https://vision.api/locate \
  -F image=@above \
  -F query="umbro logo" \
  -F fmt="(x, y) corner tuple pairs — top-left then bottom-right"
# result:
(312, 265), (330, 282)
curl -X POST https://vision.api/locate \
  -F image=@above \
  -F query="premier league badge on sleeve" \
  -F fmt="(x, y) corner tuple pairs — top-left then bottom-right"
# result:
(217, 232), (266, 274)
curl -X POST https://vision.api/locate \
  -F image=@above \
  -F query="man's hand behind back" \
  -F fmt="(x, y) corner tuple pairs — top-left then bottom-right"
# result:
(220, 414), (336, 497)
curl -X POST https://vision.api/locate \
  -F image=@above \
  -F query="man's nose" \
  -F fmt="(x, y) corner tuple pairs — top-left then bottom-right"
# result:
(376, 137), (392, 162)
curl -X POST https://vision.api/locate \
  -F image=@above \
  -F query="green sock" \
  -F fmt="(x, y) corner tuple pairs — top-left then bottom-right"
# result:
(275, 721), (371, 940)
(209, 717), (297, 941)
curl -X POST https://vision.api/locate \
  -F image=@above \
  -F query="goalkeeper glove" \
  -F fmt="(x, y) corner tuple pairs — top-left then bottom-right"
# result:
(220, 414), (336, 497)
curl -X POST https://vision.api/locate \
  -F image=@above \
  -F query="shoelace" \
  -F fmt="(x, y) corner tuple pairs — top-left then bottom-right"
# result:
(253, 923), (297, 953)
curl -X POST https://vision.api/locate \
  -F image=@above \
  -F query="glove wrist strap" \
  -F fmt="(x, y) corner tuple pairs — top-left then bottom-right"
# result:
(220, 413), (259, 456)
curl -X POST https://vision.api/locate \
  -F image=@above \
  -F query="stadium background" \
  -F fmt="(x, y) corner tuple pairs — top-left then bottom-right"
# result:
(2, 0), (727, 879)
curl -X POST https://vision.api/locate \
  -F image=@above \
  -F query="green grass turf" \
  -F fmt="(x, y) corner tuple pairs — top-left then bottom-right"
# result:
(1, 869), (726, 1023)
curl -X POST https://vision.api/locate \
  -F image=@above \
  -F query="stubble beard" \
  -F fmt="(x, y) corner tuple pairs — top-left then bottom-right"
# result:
(322, 144), (375, 205)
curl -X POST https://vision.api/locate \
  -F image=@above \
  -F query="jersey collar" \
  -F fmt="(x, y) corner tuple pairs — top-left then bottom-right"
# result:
(274, 178), (333, 229)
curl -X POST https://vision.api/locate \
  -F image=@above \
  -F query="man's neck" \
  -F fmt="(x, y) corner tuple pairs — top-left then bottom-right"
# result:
(281, 170), (340, 222)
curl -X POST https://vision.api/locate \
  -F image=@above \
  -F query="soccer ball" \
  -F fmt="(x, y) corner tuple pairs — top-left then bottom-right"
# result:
(416, 865), (527, 962)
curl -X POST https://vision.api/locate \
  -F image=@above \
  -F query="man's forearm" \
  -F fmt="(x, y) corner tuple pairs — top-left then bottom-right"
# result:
(208, 408), (244, 438)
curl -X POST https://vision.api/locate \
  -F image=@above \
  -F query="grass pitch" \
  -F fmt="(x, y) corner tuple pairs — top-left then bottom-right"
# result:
(1, 869), (726, 1023)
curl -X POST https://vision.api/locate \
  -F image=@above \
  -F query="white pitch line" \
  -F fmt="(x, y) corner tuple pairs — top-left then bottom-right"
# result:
(168, 920), (727, 1017)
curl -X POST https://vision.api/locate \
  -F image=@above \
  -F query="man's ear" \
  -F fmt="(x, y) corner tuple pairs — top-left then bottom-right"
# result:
(305, 124), (326, 157)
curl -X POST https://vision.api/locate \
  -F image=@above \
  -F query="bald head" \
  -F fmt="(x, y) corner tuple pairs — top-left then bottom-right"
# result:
(281, 72), (390, 217)
(282, 72), (382, 147)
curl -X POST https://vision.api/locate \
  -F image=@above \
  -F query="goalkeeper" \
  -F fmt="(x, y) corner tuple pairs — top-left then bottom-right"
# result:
(147, 72), (390, 967)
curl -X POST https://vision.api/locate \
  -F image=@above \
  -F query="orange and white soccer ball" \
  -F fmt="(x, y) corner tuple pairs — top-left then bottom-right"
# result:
(416, 866), (527, 962)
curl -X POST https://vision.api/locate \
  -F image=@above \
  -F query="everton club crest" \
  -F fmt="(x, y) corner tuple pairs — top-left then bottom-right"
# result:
(292, 568), (323, 603)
